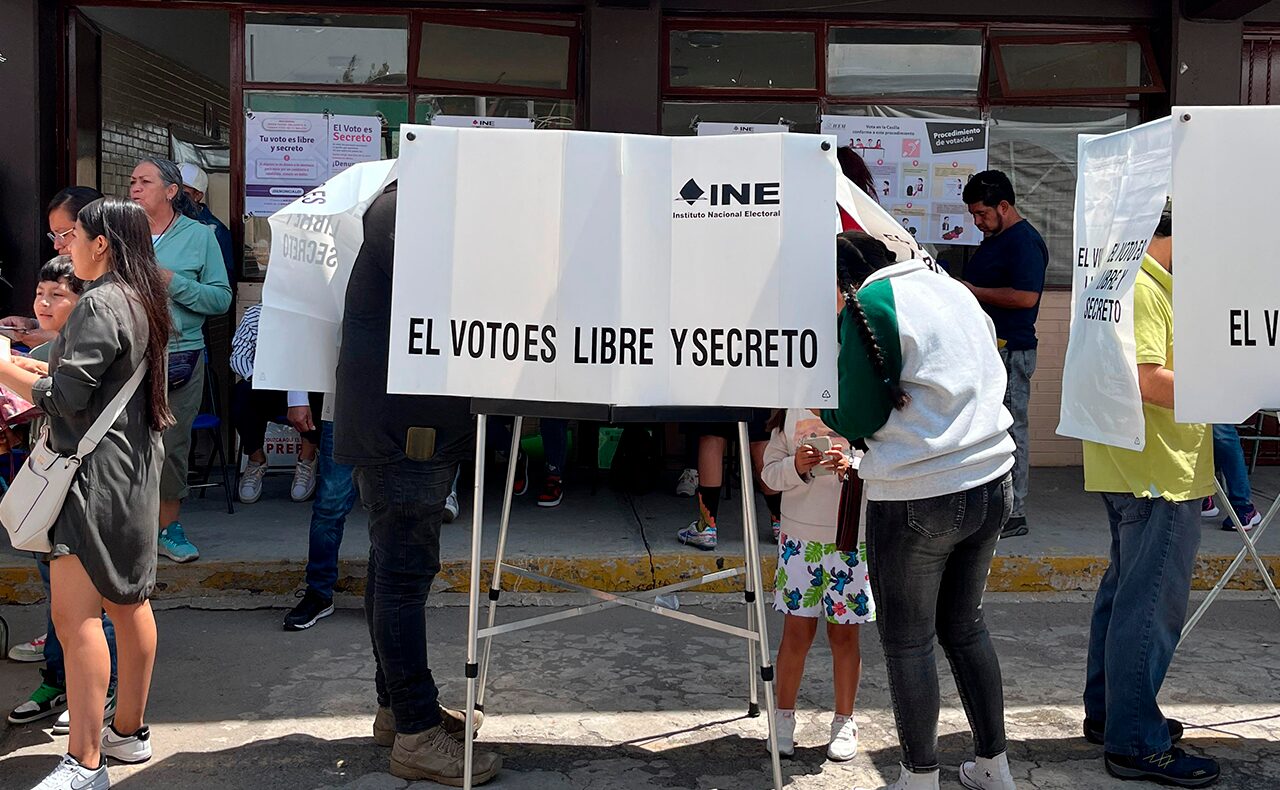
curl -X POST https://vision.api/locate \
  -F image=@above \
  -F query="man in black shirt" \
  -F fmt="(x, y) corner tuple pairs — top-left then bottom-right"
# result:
(961, 171), (1048, 539)
(334, 182), (502, 785)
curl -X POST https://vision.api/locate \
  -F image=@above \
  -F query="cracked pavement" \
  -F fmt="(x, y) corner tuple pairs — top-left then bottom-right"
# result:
(1, 593), (1277, 789)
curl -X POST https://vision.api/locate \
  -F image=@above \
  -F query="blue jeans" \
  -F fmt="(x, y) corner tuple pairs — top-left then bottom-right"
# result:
(1000, 348), (1036, 519)
(305, 421), (358, 600)
(1084, 494), (1201, 757)
(866, 473), (1013, 772)
(37, 557), (117, 687)
(356, 453), (463, 735)
(1212, 424), (1253, 512)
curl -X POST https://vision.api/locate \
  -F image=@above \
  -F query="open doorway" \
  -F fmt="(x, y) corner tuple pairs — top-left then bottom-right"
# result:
(75, 6), (231, 220)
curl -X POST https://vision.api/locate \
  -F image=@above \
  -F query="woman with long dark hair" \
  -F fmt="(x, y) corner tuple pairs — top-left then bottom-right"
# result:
(821, 232), (1017, 790)
(837, 146), (878, 201)
(0, 187), (104, 349)
(0, 197), (173, 790)
(130, 156), (231, 564)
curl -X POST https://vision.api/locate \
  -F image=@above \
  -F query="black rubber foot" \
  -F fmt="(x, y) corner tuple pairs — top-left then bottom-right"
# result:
(747, 702), (761, 717)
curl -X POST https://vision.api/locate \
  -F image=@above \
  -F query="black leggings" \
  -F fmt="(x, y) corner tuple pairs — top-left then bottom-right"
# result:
(232, 379), (321, 456)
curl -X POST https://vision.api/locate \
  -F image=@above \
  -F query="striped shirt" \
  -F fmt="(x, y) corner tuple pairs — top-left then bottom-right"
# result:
(232, 303), (308, 408)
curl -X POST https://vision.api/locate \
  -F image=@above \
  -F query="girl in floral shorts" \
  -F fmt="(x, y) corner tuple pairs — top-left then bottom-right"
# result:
(760, 407), (875, 762)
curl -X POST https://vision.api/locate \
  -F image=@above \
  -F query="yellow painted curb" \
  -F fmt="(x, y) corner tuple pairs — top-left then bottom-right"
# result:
(1, 554), (1276, 604)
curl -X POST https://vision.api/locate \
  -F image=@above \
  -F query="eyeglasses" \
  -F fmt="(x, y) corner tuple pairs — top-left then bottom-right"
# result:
(46, 228), (75, 244)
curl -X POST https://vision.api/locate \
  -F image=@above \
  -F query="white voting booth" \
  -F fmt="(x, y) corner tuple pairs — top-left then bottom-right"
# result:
(1172, 106), (1280, 639)
(1059, 109), (1280, 647)
(255, 124), (935, 789)
(391, 125), (838, 789)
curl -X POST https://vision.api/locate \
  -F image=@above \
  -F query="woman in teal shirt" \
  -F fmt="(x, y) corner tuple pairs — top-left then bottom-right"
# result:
(130, 157), (232, 563)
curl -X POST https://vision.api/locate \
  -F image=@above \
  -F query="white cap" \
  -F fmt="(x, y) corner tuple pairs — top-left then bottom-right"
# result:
(179, 162), (208, 195)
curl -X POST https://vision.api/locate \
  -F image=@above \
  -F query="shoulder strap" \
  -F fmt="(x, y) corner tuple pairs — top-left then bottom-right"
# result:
(75, 362), (149, 458)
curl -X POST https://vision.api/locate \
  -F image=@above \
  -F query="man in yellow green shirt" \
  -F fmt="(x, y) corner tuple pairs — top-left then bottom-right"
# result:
(1080, 209), (1220, 788)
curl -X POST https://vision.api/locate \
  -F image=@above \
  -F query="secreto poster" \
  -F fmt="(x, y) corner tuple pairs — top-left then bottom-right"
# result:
(245, 111), (382, 216)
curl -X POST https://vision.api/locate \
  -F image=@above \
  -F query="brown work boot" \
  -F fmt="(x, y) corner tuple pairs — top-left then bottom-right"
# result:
(439, 705), (484, 740)
(373, 707), (396, 747)
(374, 705), (484, 747)
(389, 725), (502, 786)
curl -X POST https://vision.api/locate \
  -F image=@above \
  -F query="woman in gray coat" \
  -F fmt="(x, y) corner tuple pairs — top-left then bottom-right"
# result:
(0, 197), (174, 790)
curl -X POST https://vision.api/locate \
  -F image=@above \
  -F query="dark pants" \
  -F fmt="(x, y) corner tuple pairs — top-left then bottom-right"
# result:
(867, 473), (1013, 772)
(1084, 493), (1201, 757)
(305, 421), (358, 600)
(231, 380), (321, 455)
(356, 454), (462, 735)
(488, 417), (569, 475)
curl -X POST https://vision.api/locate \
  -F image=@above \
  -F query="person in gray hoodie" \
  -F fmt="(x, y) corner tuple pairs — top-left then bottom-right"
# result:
(821, 232), (1016, 790)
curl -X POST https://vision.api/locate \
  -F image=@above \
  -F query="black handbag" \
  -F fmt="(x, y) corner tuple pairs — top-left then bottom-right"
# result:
(835, 468), (864, 553)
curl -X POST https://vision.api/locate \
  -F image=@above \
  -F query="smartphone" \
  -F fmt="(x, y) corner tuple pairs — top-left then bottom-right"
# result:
(405, 426), (438, 461)
(801, 435), (835, 476)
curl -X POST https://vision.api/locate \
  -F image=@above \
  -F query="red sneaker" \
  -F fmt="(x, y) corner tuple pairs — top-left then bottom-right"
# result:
(537, 476), (563, 508)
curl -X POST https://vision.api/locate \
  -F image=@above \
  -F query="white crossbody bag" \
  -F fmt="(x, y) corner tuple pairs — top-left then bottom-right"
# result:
(1, 362), (148, 554)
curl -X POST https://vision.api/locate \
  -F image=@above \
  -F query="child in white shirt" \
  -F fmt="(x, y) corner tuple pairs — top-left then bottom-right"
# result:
(760, 407), (876, 762)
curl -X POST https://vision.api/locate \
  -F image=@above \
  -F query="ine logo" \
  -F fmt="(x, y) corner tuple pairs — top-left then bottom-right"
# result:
(676, 179), (782, 207)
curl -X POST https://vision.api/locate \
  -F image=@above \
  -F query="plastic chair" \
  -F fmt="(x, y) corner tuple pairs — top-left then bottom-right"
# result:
(188, 351), (235, 514)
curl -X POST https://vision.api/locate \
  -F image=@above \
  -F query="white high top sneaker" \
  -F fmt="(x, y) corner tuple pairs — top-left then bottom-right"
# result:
(859, 764), (941, 790)
(959, 752), (1017, 790)
(772, 709), (796, 757)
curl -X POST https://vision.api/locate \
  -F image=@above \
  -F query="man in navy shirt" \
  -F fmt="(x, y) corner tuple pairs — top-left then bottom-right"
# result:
(961, 170), (1048, 538)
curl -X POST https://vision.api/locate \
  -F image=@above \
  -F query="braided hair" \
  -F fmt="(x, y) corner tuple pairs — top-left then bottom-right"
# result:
(836, 231), (910, 410)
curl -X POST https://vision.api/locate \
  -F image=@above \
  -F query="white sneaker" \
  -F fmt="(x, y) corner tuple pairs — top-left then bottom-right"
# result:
(443, 492), (459, 524)
(291, 458), (318, 502)
(101, 724), (152, 765)
(52, 686), (115, 736)
(239, 460), (267, 504)
(675, 468), (699, 497)
(827, 714), (858, 761)
(773, 709), (796, 758)
(9, 633), (48, 662)
(859, 765), (940, 790)
(28, 754), (108, 790)
(959, 752), (1017, 790)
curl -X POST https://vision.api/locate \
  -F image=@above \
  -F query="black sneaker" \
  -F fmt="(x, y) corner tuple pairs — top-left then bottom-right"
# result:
(1000, 516), (1029, 538)
(1105, 748), (1220, 788)
(283, 589), (335, 632)
(1085, 716), (1185, 746)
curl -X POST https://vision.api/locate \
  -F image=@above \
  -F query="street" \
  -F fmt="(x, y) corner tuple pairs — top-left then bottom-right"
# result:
(1, 594), (1277, 789)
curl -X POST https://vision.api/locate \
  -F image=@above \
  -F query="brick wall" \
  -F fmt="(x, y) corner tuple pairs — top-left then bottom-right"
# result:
(99, 28), (236, 456)
(1029, 290), (1082, 467)
(99, 28), (230, 198)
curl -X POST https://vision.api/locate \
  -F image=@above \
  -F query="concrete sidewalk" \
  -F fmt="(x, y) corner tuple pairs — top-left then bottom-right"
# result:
(1, 594), (1277, 789)
(2, 467), (1278, 603)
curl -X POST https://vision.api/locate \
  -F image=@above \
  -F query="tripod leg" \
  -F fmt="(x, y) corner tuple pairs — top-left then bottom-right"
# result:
(739, 422), (783, 790)
(478, 416), (523, 708)
(463, 415), (488, 790)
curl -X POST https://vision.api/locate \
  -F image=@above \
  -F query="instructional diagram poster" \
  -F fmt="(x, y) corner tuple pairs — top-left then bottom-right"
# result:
(821, 114), (988, 246)
(245, 111), (381, 216)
